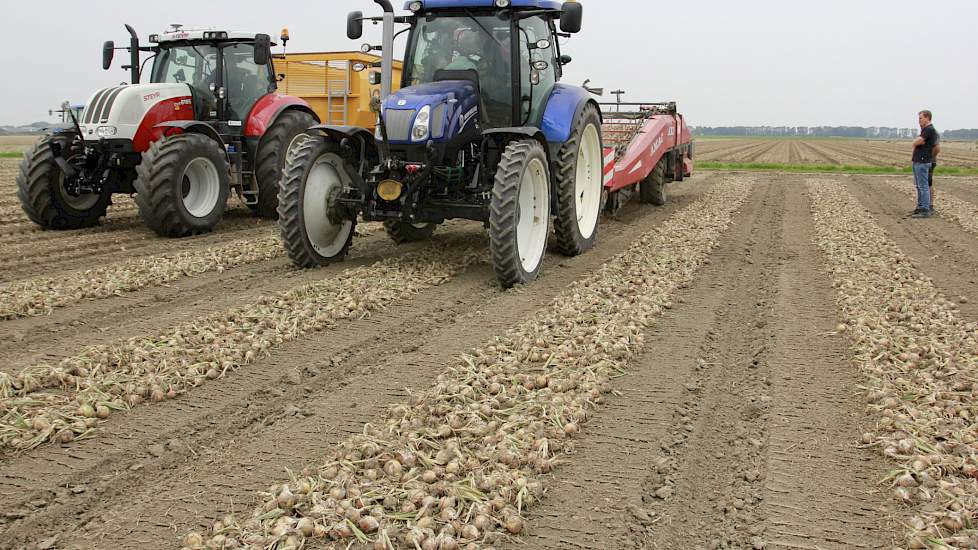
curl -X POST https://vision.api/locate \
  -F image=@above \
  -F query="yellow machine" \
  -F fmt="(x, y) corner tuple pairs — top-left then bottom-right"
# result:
(275, 52), (403, 128)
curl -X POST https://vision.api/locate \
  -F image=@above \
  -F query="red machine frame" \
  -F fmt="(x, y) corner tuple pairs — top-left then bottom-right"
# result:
(600, 102), (694, 192)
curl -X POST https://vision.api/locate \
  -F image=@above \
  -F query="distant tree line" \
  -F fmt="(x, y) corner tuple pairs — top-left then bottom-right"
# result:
(692, 126), (978, 140)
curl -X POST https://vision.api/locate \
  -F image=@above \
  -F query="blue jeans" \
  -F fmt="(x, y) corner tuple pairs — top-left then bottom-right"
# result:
(913, 162), (931, 210)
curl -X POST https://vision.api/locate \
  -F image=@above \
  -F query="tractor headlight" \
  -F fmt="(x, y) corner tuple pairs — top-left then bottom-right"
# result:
(411, 105), (431, 141)
(96, 126), (118, 138)
(495, 0), (511, 7)
(408, 1), (423, 12)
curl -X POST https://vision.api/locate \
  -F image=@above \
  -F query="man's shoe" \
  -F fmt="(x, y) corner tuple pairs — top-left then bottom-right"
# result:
(911, 210), (932, 219)
(909, 208), (923, 217)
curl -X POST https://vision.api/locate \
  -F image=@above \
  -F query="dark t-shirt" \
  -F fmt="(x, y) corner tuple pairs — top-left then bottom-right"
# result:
(913, 124), (939, 163)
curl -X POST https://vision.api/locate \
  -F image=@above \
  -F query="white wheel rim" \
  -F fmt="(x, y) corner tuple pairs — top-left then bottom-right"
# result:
(303, 154), (354, 257)
(517, 157), (549, 273)
(575, 123), (602, 240)
(181, 157), (221, 218)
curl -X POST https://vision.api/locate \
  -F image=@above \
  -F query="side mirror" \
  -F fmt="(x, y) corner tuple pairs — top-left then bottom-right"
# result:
(254, 34), (271, 65)
(559, 54), (572, 65)
(560, 2), (583, 33)
(103, 41), (115, 70)
(348, 11), (364, 40)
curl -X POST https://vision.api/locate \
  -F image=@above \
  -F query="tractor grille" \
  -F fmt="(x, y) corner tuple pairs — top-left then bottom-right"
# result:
(431, 103), (447, 139)
(83, 86), (125, 124)
(384, 108), (416, 142)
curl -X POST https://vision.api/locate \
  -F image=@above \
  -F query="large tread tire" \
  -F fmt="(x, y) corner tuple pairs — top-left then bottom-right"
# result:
(383, 221), (437, 244)
(490, 139), (551, 288)
(134, 133), (230, 238)
(674, 150), (686, 182)
(252, 109), (318, 219)
(639, 159), (668, 206)
(16, 136), (111, 229)
(552, 102), (603, 257)
(278, 138), (356, 268)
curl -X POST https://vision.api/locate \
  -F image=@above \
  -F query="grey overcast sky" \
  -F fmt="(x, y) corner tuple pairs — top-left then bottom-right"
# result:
(2, 0), (975, 128)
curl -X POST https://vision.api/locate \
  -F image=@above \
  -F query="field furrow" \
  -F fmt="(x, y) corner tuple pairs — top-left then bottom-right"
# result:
(169, 177), (754, 549)
(0, 242), (484, 452)
(809, 179), (978, 549)
(0, 229), (282, 319)
(0, 177), (716, 550)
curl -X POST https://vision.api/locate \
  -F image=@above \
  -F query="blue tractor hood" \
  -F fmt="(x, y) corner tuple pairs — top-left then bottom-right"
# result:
(382, 80), (481, 144)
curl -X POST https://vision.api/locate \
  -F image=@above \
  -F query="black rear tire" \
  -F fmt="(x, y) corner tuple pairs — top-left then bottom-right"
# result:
(383, 221), (438, 244)
(490, 140), (551, 288)
(278, 138), (356, 267)
(639, 159), (668, 206)
(552, 102), (603, 257)
(134, 133), (230, 238)
(252, 110), (318, 219)
(16, 135), (111, 229)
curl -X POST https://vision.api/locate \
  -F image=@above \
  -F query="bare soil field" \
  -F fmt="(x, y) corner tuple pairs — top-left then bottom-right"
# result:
(0, 135), (39, 154)
(3, 162), (978, 550)
(696, 137), (978, 169)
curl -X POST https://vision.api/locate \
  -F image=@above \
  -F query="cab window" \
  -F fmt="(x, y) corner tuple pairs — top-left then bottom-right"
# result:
(223, 43), (273, 120)
(518, 16), (556, 125)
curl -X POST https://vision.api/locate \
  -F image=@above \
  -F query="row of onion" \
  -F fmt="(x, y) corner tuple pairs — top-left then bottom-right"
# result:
(0, 242), (482, 453)
(181, 176), (756, 550)
(808, 179), (978, 549)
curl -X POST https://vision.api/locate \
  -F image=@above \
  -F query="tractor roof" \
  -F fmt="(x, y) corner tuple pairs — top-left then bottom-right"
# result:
(404, 0), (563, 10)
(154, 29), (266, 44)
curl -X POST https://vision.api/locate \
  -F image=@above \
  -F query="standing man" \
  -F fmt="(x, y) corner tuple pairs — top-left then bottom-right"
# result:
(911, 110), (939, 218)
(929, 139), (941, 213)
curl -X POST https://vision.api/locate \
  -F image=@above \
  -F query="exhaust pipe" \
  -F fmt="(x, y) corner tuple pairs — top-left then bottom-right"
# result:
(124, 24), (140, 84)
(374, 0), (394, 101)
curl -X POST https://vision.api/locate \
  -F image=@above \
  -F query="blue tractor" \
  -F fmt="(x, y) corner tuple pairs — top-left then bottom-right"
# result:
(278, 0), (602, 287)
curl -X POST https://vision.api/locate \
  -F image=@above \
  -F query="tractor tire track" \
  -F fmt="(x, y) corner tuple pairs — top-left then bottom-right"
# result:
(758, 180), (895, 550)
(511, 175), (892, 550)
(845, 176), (978, 319)
(0, 176), (718, 550)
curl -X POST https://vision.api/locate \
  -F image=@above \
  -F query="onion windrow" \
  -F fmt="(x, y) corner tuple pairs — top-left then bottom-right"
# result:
(181, 177), (755, 550)
(0, 241), (483, 453)
(809, 179), (978, 549)
(883, 178), (978, 236)
(0, 230), (283, 320)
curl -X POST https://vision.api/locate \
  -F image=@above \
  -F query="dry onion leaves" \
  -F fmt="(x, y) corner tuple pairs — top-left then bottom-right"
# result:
(0, 241), (482, 453)
(0, 230), (286, 320)
(809, 179), (978, 549)
(181, 177), (756, 550)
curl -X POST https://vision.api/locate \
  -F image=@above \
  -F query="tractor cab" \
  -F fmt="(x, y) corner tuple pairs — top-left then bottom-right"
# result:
(356, 0), (580, 156)
(146, 27), (276, 127)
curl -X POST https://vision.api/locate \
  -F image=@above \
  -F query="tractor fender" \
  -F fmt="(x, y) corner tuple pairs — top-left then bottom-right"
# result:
(306, 125), (380, 196)
(246, 94), (319, 137)
(309, 125), (380, 160)
(482, 127), (548, 152)
(540, 84), (601, 144)
(154, 121), (225, 147)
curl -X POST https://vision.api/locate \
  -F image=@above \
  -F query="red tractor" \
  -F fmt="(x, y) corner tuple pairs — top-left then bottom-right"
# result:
(17, 24), (319, 237)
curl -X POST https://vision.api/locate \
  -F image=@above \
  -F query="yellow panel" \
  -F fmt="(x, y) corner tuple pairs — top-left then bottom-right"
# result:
(275, 52), (403, 129)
